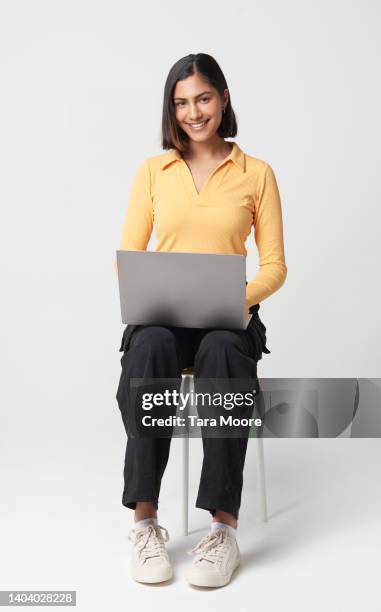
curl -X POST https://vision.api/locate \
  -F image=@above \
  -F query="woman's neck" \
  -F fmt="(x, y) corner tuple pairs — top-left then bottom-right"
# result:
(182, 137), (233, 162)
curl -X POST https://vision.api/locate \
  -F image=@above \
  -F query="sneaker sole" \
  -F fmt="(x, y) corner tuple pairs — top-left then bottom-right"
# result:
(186, 559), (240, 588)
(131, 565), (173, 584)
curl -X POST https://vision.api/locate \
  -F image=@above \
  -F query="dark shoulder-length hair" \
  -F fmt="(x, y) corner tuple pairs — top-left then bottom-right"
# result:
(161, 53), (238, 153)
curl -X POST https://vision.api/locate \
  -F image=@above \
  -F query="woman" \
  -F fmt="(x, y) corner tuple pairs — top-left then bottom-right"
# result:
(115, 53), (287, 587)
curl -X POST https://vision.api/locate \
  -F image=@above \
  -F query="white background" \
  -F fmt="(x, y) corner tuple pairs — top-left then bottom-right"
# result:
(1, 1), (380, 610)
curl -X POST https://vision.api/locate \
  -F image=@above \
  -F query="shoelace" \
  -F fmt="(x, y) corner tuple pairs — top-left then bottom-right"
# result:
(128, 524), (169, 563)
(187, 528), (230, 566)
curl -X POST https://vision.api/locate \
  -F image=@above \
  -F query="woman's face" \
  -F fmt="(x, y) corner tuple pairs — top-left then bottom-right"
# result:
(173, 72), (228, 143)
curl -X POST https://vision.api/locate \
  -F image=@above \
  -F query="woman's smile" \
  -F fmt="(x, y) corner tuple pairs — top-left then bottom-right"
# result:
(185, 119), (210, 130)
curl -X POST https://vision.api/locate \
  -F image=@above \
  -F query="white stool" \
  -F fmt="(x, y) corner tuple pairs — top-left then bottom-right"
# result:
(180, 368), (268, 536)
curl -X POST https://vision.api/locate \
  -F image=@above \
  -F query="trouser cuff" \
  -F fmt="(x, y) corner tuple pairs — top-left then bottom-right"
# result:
(195, 497), (239, 520)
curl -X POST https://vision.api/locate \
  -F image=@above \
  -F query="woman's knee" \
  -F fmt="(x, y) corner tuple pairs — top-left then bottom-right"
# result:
(196, 330), (241, 357)
(130, 325), (177, 354)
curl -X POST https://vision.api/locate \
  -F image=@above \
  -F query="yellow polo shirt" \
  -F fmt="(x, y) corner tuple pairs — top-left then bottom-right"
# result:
(115, 141), (287, 308)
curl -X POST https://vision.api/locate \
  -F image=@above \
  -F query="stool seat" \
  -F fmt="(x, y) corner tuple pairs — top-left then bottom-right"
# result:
(181, 367), (194, 375)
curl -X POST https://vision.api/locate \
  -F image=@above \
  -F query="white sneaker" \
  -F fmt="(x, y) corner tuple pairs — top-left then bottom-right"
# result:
(185, 527), (240, 587)
(128, 523), (173, 583)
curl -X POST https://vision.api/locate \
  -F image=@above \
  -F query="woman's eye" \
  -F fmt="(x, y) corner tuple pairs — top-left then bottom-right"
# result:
(175, 98), (209, 107)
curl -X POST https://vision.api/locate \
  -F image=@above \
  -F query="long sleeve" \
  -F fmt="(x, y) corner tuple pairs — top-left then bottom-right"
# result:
(246, 163), (287, 308)
(114, 158), (154, 272)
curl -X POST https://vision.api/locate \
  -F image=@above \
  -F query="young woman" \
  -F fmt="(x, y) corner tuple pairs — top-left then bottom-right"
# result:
(115, 53), (287, 587)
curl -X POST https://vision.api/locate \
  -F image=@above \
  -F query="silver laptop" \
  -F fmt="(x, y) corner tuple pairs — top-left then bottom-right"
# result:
(116, 250), (250, 330)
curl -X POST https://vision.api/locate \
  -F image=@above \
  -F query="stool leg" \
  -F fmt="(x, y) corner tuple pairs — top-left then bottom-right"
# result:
(182, 436), (189, 535)
(181, 375), (189, 536)
(256, 436), (268, 522)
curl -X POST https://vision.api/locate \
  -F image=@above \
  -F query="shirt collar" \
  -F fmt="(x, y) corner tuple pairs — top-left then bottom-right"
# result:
(160, 141), (246, 172)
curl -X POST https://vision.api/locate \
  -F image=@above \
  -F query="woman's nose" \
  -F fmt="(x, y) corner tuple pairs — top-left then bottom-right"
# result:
(188, 103), (203, 120)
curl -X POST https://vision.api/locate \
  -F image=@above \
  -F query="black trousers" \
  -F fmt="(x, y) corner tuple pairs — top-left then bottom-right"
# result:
(116, 305), (270, 520)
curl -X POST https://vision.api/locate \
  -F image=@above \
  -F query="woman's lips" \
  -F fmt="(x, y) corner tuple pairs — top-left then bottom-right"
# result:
(186, 119), (209, 130)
